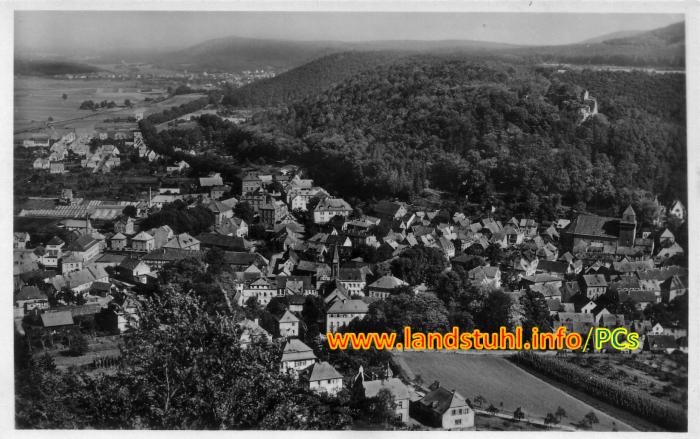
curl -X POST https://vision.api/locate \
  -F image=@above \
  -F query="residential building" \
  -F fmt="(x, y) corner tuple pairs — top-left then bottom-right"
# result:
(206, 200), (235, 226)
(354, 365), (410, 423)
(163, 233), (200, 251)
(260, 200), (288, 227)
(367, 275), (409, 299)
(581, 274), (608, 299)
(274, 310), (300, 338)
(305, 362), (344, 396)
(410, 387), (474, 429)
(313, 198), (352, 224)
(280, 338), (317, 373)
(326, 299), (369, 333)
(337, 268), (367, 296)
(467, 265), (501, 289)
(65, 235), (101, 262)
(131, 231), (155, 252)
(110, 233), (128, 250)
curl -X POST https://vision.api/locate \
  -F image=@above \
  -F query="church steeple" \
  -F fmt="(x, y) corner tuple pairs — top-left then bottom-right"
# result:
(332, 244), (340, 279)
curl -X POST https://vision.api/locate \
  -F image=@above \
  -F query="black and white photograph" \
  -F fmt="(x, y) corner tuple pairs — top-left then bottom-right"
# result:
(6, 1), (697, 435)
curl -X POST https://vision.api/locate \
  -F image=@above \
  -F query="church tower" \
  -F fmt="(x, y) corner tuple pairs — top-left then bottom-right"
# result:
(332, 245), (340, 279)
(618, 205), (637, 247)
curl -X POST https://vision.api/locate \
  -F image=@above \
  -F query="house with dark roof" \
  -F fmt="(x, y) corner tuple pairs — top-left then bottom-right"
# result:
(644, 335), (678, 353)
(410, 387), (474, 429)
(163, 233), (200, 251)
(562, 207), (638, 251)
(581, 274), (608, 299)
(65, 235), (101, 262)
(196, 233), (252, 252)
(15, 285), (49, 311)
(372, 200), (407, 221)
(661, 275), (687, 303)
(324, 284), (350, 306)
(41, 310), (74, 329)
(337, 267), (367, 296)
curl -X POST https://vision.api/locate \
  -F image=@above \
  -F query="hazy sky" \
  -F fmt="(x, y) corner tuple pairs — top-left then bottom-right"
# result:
(15, 11), (683, 53)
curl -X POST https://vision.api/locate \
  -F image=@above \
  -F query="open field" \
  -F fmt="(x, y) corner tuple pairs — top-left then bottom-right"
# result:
(396, 351), (635, 432)
(15, 77), (157, 127)
(14, 76), (171, 132)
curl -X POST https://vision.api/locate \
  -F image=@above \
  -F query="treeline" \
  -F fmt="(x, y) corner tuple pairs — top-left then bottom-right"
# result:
(510, 352), (687, 431)
(14, 59), (100, 76)
(80, 100), (117, 110)
(144, 96), (211, 125)
(139, 201), (214, 234)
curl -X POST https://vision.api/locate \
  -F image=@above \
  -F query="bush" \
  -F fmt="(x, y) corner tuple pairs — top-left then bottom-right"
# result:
(68, 333), (89, 357)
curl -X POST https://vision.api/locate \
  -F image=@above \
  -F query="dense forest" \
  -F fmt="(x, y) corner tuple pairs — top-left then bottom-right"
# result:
(146, 53), (686, 219)
(243, 57), (686, 214)
(222, 51), (408, 107)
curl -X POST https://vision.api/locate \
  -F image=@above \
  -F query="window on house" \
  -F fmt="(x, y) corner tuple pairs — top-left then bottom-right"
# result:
(455, 419), (462, 425)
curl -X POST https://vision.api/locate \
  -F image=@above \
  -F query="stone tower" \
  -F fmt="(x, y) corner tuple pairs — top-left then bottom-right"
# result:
(618, 205), (637, 247)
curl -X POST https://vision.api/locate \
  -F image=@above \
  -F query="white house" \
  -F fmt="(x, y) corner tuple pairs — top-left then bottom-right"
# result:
(306, 362), (344, 396)
(326, 299), (369, 333)
(280, 338), (317, 373)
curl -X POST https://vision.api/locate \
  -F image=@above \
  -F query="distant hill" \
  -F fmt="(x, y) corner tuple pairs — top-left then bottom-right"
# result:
(218, 22), (684, 107)
(222, 51), (410, 106)
(602, 21), (684, 46)
(160, 37), (347, 72)
(580, 30), (643, 44)
(513, 22), (685, 67)
(165, 36), (521, 74)
(14, 59), (101, 76)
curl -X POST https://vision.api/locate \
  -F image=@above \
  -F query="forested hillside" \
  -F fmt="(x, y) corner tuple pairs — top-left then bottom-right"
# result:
(242, 57), (685, 215)
(222, 51), (408, 107)
(145, 54), (685, 218)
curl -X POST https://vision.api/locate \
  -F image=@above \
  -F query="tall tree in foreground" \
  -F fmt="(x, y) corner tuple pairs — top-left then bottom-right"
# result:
(16, 289), (353, 429)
